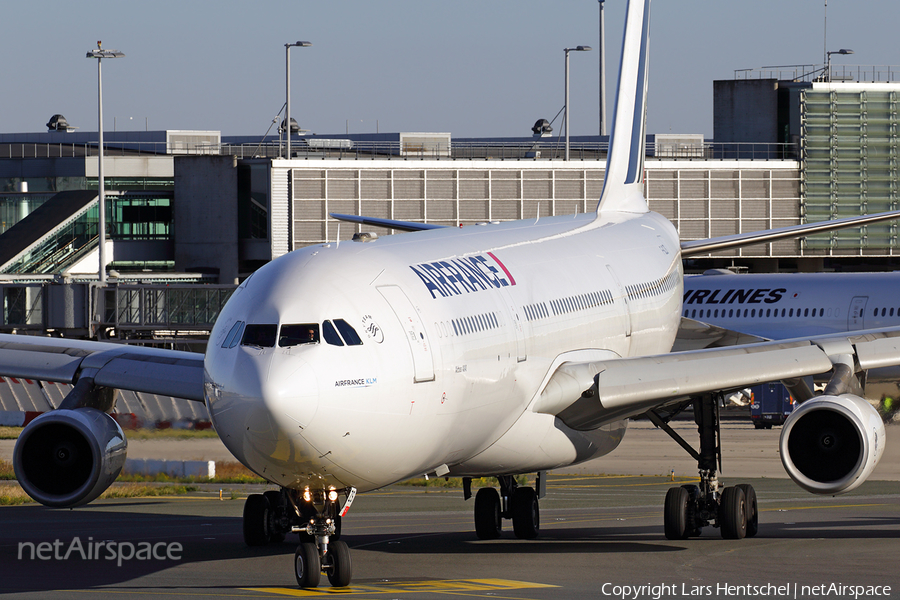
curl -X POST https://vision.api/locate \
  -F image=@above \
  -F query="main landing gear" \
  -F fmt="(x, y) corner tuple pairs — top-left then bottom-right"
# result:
(243, 485), (357, 588)
(648, 394), (759, 541)
(469, 474), (544, 540)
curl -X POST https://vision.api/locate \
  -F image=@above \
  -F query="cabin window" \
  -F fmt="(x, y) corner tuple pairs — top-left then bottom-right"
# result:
(242, 324), (278, 348)
(279, 323), (320, 347)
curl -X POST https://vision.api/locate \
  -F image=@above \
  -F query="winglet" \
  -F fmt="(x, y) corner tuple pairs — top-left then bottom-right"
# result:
(596, 0), (651, 216)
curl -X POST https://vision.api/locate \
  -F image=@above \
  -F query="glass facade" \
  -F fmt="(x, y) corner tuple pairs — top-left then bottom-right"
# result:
(801, 88), (900, 250)
(2, 193), (174, 274)
(238, 163), (269, 240)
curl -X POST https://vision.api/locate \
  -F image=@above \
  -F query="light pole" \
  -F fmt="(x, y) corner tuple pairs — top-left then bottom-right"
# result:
(599, 0), (607, 137)
(285, 41), (312, 159)
(826, 48), (854, 82)
(86, 42), (124, 285)
(565, 45), (592, 161)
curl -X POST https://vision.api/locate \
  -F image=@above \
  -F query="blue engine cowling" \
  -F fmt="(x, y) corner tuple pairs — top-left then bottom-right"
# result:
(13, 408), (127, 507)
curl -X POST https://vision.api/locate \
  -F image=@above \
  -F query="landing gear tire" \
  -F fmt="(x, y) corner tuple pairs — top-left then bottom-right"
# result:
(664, 486), (689, 540)
(736, 484), (758, 538)
(511, 486), (539, 539)
(294, 542), (321, 588)
(718, 486), (747, 540)
(264, 490), (286, 543)
(325, 540), (352, 587)
(474, 487), (502, 540)
(243, 493), (270, 546)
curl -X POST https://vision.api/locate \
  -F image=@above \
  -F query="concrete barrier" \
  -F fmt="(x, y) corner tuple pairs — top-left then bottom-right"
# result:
(124, 458), (216, 479)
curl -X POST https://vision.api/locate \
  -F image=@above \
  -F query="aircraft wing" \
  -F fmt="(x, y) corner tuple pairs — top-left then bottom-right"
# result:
(329, 212), (447, 233)
(0, 333), (205, 402)
(672, 317), (768, 351)
(681, 210), (900, 256)
(532, 328), (900, 431)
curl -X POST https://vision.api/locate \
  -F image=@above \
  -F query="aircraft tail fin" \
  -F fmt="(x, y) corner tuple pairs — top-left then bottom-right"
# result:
(596, 0), (651, 216)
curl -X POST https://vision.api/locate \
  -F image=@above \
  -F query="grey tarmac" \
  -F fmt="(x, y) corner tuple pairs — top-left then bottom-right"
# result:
(2, 421), (899, 599)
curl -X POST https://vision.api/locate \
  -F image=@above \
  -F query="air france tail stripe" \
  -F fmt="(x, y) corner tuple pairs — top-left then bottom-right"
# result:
(625, 0), (650, 185)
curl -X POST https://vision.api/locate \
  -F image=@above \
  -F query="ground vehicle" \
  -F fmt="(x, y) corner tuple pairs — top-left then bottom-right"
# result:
(750, 383), (794, 428)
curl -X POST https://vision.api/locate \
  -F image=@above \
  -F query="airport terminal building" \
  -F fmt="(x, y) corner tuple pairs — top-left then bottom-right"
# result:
(1, 67), (899, 424)
(1, 69), (899, 333)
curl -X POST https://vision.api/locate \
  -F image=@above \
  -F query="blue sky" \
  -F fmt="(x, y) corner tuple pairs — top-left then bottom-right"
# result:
(3, 1), (898, 139)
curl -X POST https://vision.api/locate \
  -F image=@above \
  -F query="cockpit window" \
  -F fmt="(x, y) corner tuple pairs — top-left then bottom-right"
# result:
(321, 321), (343, 346)
(222, 321), (245, 348)
(279, 324), (319, 347)
(242, 324), (277, 348)
(334, 319), (363, 346)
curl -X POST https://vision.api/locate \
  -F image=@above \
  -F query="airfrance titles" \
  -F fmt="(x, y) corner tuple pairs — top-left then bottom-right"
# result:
(410, 252), (516, 299)
(683, 288), (786, 306)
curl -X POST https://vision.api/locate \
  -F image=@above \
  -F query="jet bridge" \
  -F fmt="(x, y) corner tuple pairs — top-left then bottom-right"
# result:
(0, 190), (100, 274)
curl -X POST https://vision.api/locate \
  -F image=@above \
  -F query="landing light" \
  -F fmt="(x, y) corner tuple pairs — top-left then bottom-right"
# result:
(328, 489), (339, 502)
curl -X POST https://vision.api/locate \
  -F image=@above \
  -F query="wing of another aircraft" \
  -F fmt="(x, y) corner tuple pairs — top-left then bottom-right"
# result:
(329, 212), (447, 233)
(532, 327), (900, 431)
(681, 211), (900, 256)
(0, 333), (205, 402)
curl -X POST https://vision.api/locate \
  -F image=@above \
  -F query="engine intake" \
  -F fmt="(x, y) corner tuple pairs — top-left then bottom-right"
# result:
(780, 394), (884, 495)
(13, 408), (127, 507)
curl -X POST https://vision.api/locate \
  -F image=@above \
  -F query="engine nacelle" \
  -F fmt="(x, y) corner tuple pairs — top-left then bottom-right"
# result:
(780, 394), (884, 495)
(13, 408), (127, 507)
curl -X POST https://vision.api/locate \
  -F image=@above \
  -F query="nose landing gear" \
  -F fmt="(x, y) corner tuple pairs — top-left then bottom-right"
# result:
(242, 485), (356, 589)
(293, 513), (351, 588)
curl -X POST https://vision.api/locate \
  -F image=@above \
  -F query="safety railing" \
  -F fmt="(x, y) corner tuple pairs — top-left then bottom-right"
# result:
(1, 140), (799, 162)
(735, 64), (899, 83)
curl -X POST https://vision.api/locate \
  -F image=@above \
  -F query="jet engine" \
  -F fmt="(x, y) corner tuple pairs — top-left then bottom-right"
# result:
(780, 394), (884, 495)
(13, 408), (127, 507)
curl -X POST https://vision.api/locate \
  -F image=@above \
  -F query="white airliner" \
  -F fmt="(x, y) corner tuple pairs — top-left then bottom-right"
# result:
(5, 0), (900, 589)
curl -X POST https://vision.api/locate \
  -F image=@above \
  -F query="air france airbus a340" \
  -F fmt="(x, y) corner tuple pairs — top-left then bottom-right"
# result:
(5, 0), (900, 589)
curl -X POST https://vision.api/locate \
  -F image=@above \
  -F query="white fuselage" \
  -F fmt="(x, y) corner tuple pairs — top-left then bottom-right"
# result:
(204, 210), (683, 492)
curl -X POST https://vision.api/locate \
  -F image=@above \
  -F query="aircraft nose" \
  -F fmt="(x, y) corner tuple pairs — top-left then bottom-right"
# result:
(206, 350), (319, 471)
(260, 353), (320, 432)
